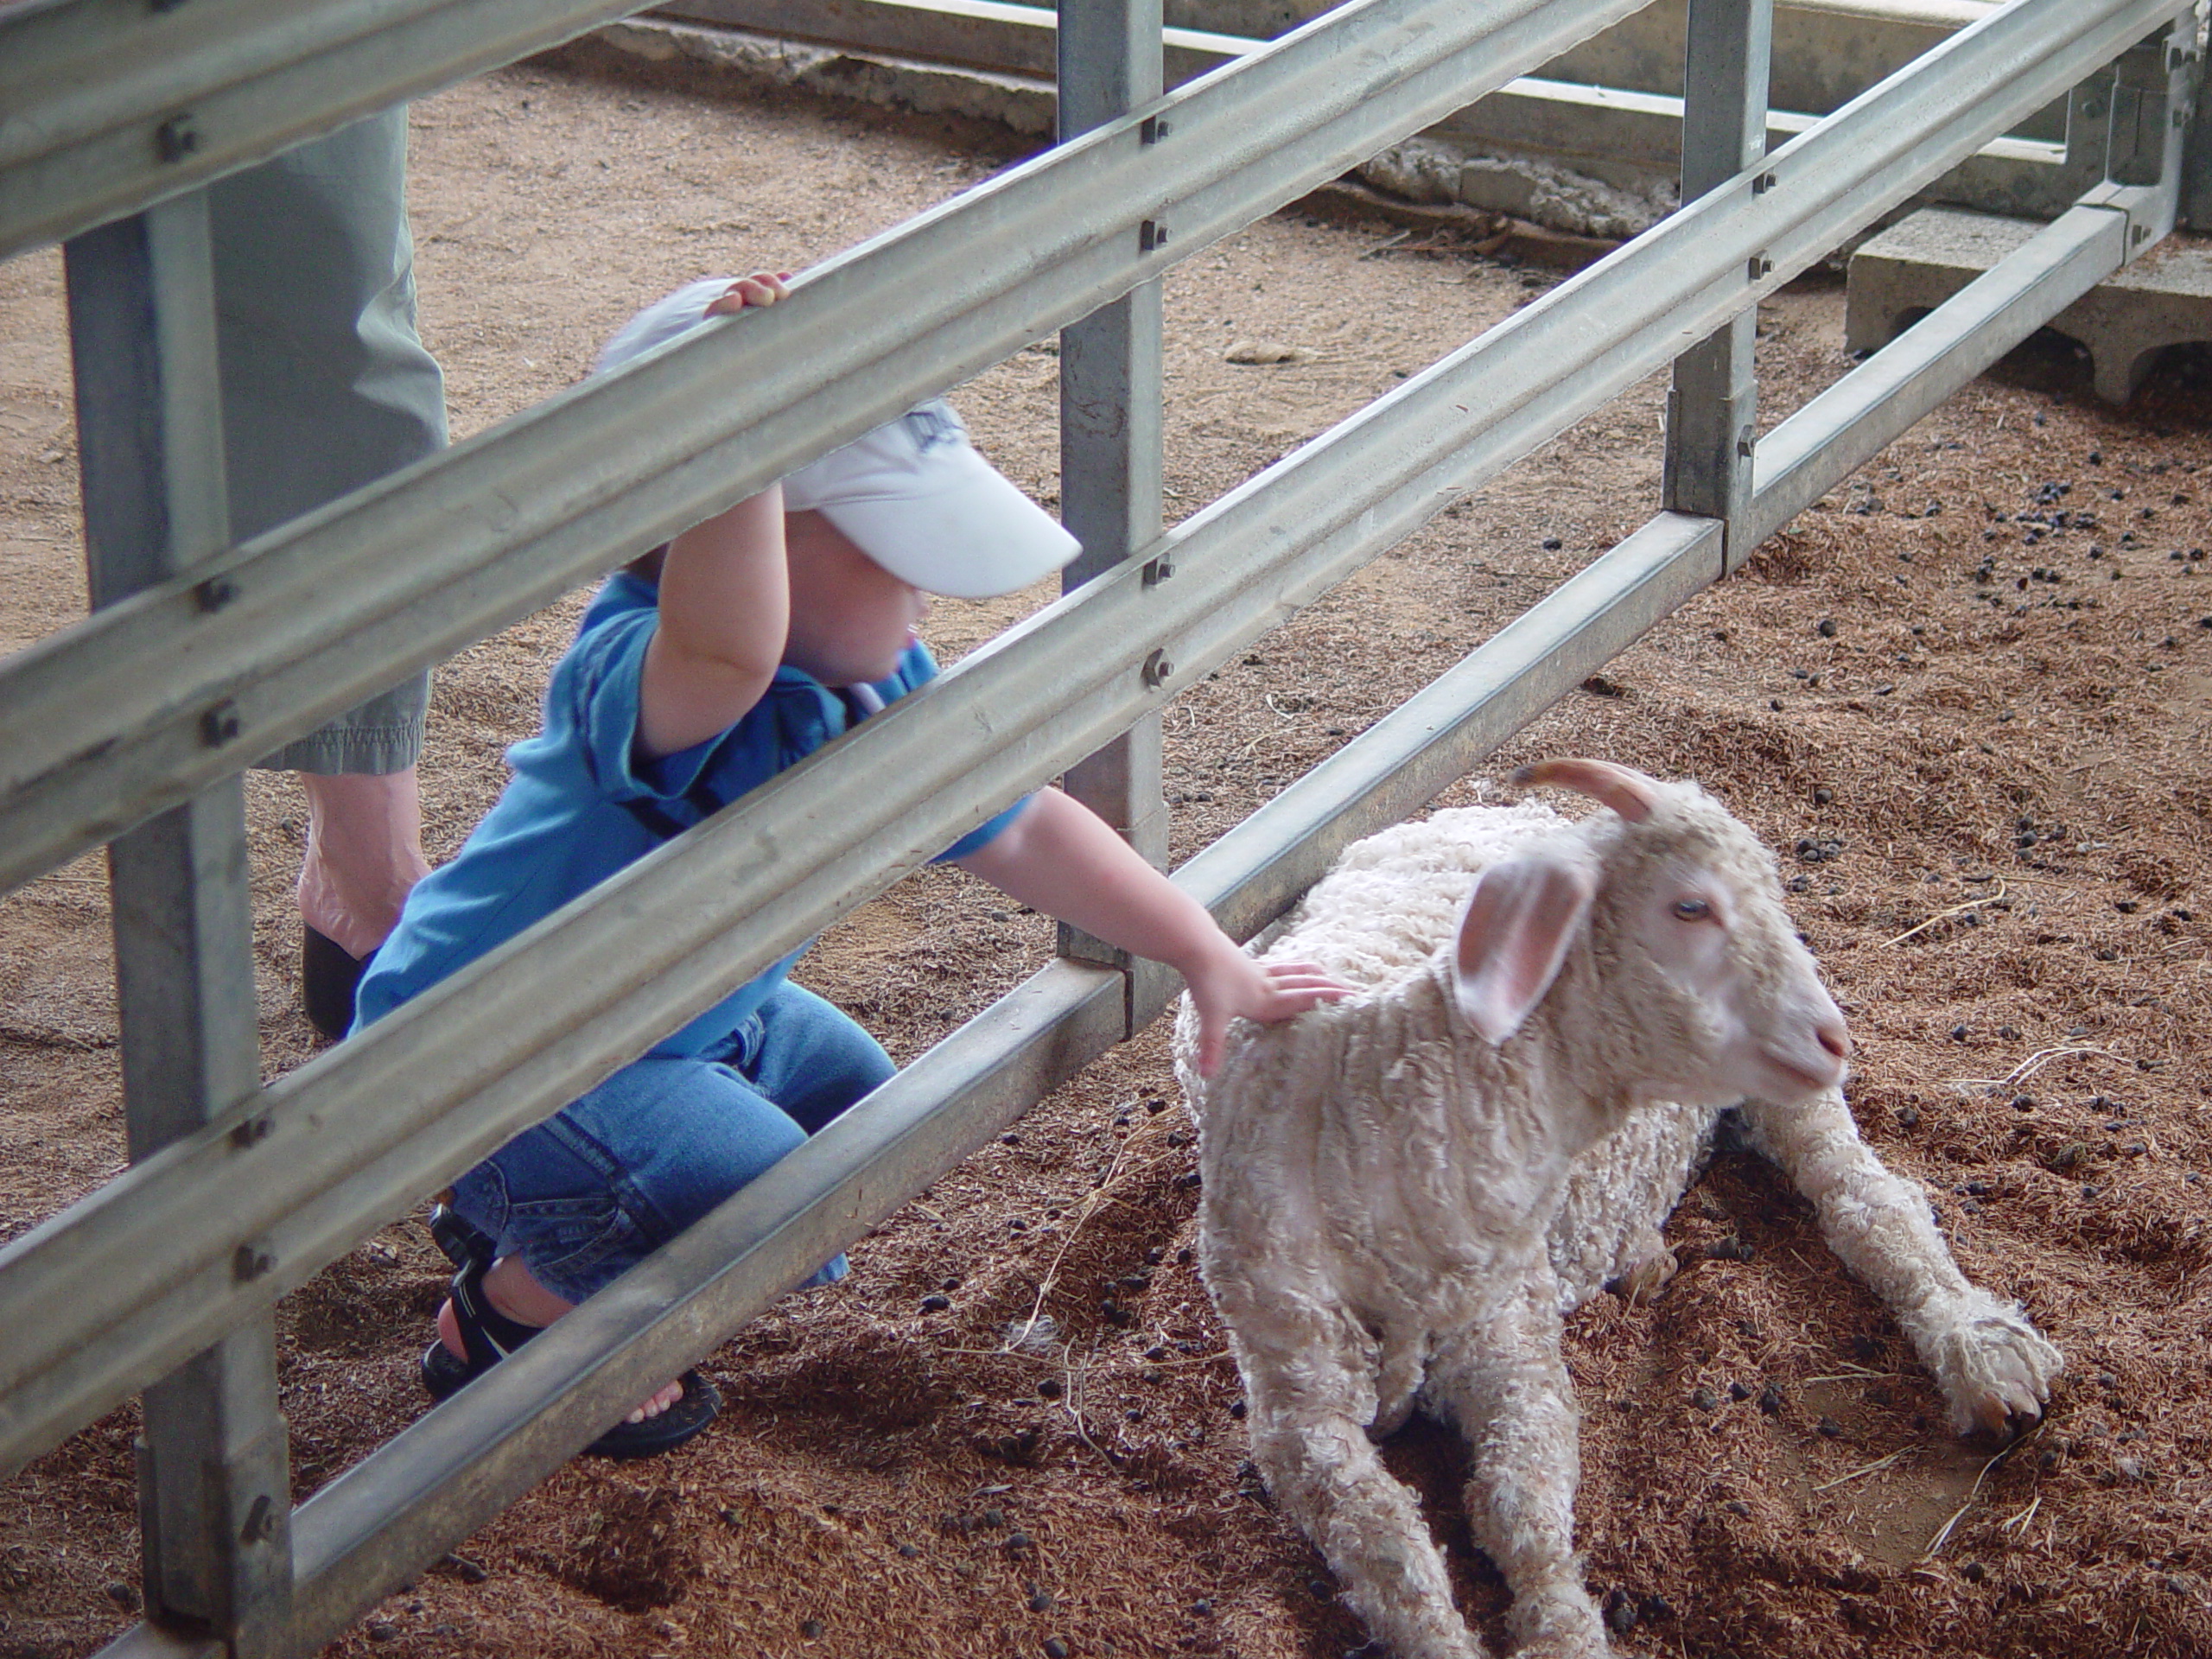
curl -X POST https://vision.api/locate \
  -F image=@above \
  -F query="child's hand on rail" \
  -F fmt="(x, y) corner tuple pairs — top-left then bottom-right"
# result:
(703, 271), (793, 315)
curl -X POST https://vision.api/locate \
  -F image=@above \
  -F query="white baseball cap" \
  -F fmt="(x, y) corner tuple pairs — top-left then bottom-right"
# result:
(598, 277), (1082, 600)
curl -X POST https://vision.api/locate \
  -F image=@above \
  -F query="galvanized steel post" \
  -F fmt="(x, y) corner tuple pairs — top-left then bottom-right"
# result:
(1055, 0), (1173, 1024)
(64, 194), (295, 1656)
(1664, 0), (1772, 574)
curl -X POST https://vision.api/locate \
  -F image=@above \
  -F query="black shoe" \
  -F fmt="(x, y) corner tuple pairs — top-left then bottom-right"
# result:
(303, 926), (374, 1040)
(420, 1252), (720, 1459)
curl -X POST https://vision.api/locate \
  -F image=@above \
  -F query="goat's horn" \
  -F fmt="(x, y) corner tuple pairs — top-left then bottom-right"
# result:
(1511, 758), (1660, 823)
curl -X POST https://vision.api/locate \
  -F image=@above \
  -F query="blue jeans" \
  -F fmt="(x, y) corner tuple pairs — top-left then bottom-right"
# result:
(448, 982), (893, 1302)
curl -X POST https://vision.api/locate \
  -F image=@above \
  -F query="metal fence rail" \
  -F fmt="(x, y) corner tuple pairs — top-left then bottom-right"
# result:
(1, 0), (1664, 895)
(0, 0), (2196, 1652)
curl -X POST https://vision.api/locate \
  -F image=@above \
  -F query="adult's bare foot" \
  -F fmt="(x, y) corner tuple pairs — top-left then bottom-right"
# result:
(297, 768), (432, 957)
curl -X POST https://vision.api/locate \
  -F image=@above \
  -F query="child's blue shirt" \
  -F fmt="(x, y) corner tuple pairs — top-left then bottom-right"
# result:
(353, 571), (1027, 1050)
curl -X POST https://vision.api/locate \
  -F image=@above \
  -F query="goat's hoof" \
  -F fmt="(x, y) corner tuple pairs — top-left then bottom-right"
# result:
(1614, 1248), (1679, 1308)
(1933, 1300), (2063, 1439)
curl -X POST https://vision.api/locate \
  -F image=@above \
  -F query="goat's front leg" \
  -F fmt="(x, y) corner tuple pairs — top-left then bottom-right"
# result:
(1741, 1087), (2062, 1436)
(1245, 1368), (1487, 1659)
(1424, 1284), (1607, 1659)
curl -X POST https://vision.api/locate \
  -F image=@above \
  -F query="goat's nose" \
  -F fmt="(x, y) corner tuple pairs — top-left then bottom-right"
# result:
(1816, 1020), (1850, 1063)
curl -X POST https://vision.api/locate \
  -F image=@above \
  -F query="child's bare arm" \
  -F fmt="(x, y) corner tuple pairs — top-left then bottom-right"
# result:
(953, 788), (1348, 1074)
(636, 273), (793, 760)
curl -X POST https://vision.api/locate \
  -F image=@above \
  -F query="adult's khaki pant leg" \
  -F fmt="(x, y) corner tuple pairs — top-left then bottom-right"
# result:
(214, 107), (448, 775)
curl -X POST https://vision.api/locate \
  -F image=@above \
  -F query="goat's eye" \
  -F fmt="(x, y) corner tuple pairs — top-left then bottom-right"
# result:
(1671, 898), (1713, 922)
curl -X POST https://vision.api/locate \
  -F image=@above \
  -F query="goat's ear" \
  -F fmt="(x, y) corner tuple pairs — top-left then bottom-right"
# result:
(1451, 855), (1597, 1045)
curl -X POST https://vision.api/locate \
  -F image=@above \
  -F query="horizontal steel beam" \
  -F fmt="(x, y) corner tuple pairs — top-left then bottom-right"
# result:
(0, 0), (1653, 901)
(1178, 512), (1724, 933)
(0, 0), (2187, 1478)
(74, 177), (2141, 1628)
(645, 0), (2097, 219)
(1749, 199), (2131, 543)
(653, 0), (1265, 84)
(264, 512), (1719, 1655)
(1, 0), (2180, 906)
(283, 957), (1123, 1648)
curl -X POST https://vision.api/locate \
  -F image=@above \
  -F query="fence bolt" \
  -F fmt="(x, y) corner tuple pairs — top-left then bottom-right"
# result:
(232, 1243), (276, 1282)
(1748, 253), (1774, 280)
(239, 1495), (276, 1544)
(1144, 555), (1175, 585)
(1141, 219), (1170, 252)
(1753, 172), (1777, 194)
(149, 0), (193, 11)
(200, 700), (241, 746)
(228, 1113), (274, 1149)
(194, 573), (238, 613)
(1141, 116), (1172, 144)
(1142, 648), (1174, 687)
(155, 115), (200, 163)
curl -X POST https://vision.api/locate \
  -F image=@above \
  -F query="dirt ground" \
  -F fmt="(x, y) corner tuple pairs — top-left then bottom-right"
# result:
(3, 39), (2211, 1659)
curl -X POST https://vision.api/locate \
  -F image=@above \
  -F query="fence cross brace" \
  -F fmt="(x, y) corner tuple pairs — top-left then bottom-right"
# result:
(1666, 0), (1774, 574)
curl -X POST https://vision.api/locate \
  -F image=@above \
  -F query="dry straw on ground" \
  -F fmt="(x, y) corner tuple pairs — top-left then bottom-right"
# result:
(3, 43), (2209, 1659)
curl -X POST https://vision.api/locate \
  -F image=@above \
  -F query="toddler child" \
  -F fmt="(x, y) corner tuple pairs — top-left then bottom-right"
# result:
(353, 273), (1346, 1456)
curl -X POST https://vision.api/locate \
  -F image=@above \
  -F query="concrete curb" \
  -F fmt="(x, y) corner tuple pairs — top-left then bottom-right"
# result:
(587, 16), (1058, 137)
(1847, 207), (2212, 404)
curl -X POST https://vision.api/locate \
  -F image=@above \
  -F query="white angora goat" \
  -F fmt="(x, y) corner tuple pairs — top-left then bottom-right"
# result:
(1173, 759), (2061, 1659)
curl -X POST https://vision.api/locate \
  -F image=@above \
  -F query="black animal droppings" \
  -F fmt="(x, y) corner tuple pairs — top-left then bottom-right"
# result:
(921, 1294), (950, 1312)
(1603, 1589), (1637, 1634)
(1758, 1382), (1785, 1414)
(1728, 1381), (1753, 1402)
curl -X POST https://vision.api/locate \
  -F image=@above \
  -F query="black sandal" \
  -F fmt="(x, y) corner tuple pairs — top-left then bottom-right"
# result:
(419, 1209), (720, 1459)
(303, 926), (374, 1041)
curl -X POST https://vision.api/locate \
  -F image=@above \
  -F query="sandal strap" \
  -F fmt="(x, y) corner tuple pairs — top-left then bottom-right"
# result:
(427, 1204), (494, 1273)
(446, 1256), (545, 1374)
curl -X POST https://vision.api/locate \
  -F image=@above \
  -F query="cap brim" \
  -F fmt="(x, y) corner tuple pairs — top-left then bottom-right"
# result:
(817, 446), (1080, 600)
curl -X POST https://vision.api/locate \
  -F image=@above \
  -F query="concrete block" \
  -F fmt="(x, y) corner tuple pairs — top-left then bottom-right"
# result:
(1847, 206), (2212, 404)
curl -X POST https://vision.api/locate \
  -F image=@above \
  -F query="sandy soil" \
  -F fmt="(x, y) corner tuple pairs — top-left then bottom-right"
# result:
(3, 41), (2210, 1659)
